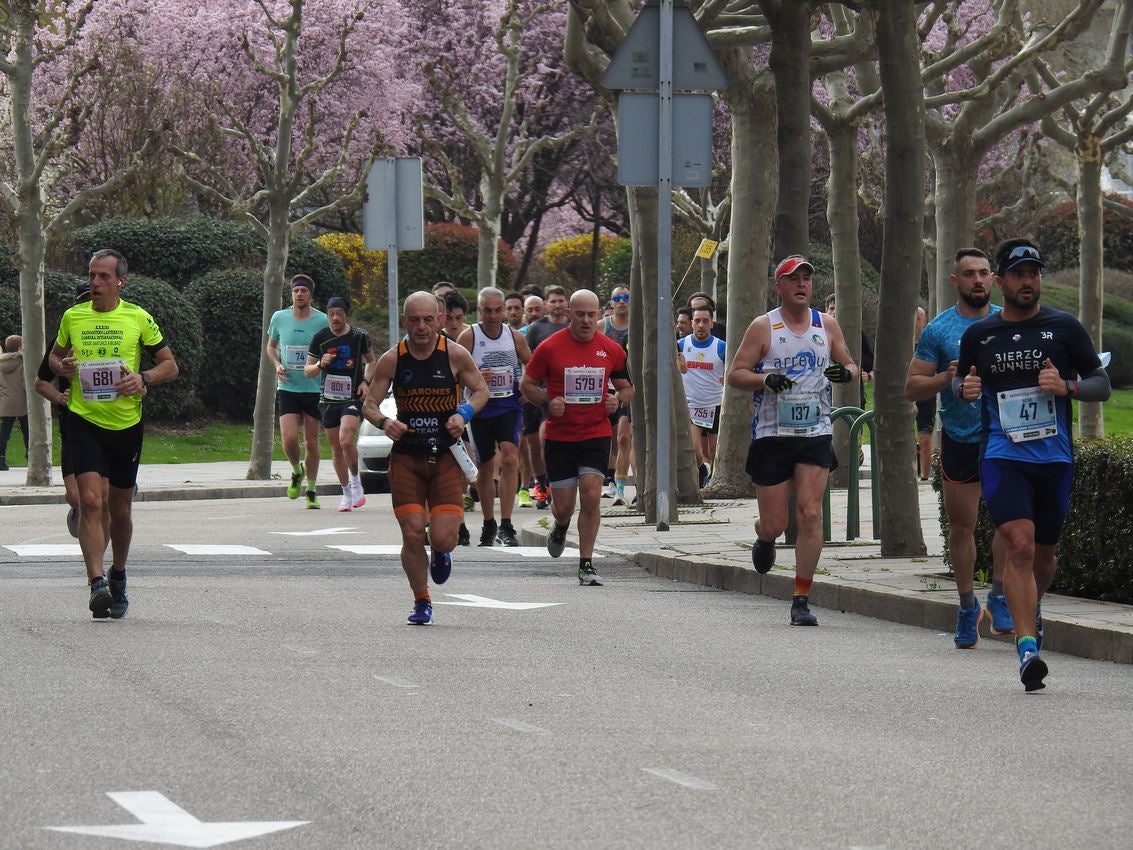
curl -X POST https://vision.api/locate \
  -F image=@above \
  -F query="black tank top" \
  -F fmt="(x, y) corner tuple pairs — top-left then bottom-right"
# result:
(393, 334), (460, 455)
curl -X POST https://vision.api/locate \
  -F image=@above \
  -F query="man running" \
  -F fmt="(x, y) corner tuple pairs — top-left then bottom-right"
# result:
(457, 287), (532, 546)
(305, 296), (376, 512)
(267, 274), (329, 509)
(524, 285), (570, 508)
(520, 289), (634, 586)
(50, 249), (179, 619)
(678, 305), (726, 489)
(905, 247), (1010, 649)
(726, 255), (857, 626)
(957, 239), (1110, 691)
(504, 291), (525, 330)
(599, 285), (633, 505)
(363, 292), (488, 626)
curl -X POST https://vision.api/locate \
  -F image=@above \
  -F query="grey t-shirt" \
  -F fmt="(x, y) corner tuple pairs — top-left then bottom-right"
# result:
(525, 316), (569, 351)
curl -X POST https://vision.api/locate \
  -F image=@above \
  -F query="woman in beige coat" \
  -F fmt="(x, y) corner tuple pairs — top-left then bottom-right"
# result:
(0, 333), (28, 469)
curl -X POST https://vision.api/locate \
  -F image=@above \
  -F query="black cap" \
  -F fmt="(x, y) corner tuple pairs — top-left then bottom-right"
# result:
(326, 296), (350, 314)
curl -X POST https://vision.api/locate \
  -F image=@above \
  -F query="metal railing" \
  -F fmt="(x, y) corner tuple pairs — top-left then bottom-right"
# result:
(823, 406), (879, 541)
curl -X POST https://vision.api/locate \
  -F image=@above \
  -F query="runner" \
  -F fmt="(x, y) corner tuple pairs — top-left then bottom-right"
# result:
(599, 285), (633, 506)
(957, 238), (1110, 691)
(304, 296), (376, 512)
(266, 274), (329, 509)
(504, 291), (525, 330)
(678, 305), (726, 488)
(456, 287), (532, 546)
(49, 249), (179, 619)
(726, 254), (857, 626)
(524, 285), (570, 509)
(516, 294), (546, 508)
(905, 247), (1010, 649)
(687, 291), (727, 341)
(35, 281), (97, 537)
(913, 306), (935, 481)
(362, 292), (489, 625)
(520, 289), (634, 586)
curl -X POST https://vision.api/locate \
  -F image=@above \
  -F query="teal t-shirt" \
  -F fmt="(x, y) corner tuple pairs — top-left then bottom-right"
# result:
(268, 308), (328, 394)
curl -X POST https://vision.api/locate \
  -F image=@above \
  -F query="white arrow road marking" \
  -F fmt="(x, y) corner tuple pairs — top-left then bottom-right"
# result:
(433, 594), (564, 610)
(642, 768), (718, 790)
(494, 718), (550, 735)
(44, 791), (307, 848)
(4, 544), (82, 557)
(165, 545), (271, 556)
(271, 527), (363, 536)
(328, 544), (403, 555)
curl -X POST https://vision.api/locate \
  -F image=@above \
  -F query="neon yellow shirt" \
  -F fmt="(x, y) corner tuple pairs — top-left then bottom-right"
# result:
(57, 299), (165, 430)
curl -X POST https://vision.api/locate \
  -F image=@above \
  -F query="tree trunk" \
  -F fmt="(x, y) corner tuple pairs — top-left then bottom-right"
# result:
(9, 15), (51, 486)
(826, 119), (864, 487)
(931, 151), (979, 314)
(703, 64), (777, 500)
(247, 207), (289, 479)
(478, 171), (503, 288)
(1076, 143), (1105, 439)
(762, 0), (814, 258)
(871, 0), (927, 557)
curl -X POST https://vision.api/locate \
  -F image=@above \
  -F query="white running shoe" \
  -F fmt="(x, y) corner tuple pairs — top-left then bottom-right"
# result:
(338, 492), (353, 512)
(351, 477), (366, 508)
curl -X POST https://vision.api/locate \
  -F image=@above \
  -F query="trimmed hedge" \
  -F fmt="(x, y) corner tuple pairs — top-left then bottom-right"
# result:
(934, 437), (1133, 604)
(66, 216), (348, 297)
(1034, 198), (1133, 272)
(120, 275), (204, 421)
(397, 222), (517, 295)
(0, 268), (87, 341)
(184, 269), (288, 419)
(1030, 282), (1133, 388)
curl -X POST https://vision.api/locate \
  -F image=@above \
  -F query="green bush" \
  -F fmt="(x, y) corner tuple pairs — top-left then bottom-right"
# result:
(934, 438), (1133, 604)
(0, 285), (17, 335)
(0, 268), (86, 342)
(397, 222), (517, 297)
(184, 269), (286, 419)
(1034, 198), (1133, 272)
(598, 237), (633, 297)
(121, 275), (204, 421)
(65, 216), (347, 298)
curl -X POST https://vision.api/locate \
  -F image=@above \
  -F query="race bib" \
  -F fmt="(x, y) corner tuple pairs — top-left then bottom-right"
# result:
(79, 358), (126, 402)
(998, 386), (1057, 443)
(324, 374), (353, 401)
(777, 396), (822, 437)
(485, 366), (514, 399)
(283, 344), (308, 370)
(564, 366), (605, 404)
(689, 405), (716, 429)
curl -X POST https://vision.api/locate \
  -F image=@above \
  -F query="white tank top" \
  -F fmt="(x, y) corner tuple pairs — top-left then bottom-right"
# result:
(471, 323), (521, 413)
(752, 307), (833, 440)
(678, 334), (726, 407)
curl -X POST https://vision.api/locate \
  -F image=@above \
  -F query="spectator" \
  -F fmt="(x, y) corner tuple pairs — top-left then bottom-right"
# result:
(0, 334), (28, 470)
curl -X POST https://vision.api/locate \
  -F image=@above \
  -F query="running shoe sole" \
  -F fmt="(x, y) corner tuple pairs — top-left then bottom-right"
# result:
(547, 525), (568, 558)
(752, 539), (775, 574)
(89, 582), (112, 619)
(1020, 653), (1049, 692)
(430, 552), (452, 585)
(66, 506), (79, 538)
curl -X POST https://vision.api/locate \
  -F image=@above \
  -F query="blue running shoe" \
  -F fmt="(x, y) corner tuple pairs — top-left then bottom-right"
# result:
(1019, 650), (1048, 692)
(407, 600), (433, 625)
(986, 592), (1013, 635)
(1036, 605), (1044, 652)
(430, 550), (452, 585)
(954, 600), (982, 649)
(89, 576), (112, 619)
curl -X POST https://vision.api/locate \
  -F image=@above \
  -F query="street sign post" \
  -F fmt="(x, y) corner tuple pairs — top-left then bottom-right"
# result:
(603, 0), (725, 531)
(363, 157), (424, 348)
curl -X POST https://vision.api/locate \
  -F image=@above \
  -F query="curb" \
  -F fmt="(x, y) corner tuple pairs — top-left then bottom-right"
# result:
(521, 525), (1133, 666)
(0, 481), (347, 507)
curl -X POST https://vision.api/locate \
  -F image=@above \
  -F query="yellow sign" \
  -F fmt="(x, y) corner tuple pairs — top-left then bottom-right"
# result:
(695, 239), (719, 260)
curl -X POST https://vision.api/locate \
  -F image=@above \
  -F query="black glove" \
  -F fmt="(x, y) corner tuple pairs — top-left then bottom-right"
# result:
(824, 363), (853, 383)
(764, 373), (794, 393)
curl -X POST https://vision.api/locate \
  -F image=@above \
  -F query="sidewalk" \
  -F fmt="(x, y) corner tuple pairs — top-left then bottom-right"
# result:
(3, 461), (1131, 664)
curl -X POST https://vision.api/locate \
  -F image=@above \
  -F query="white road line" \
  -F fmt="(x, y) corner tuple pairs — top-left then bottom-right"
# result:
(165, 544), (271, 555)
(3, 544), (82, 557)
(641, 768), (718, 790)
(508, 546), (598, 558)
(373, 675), (418, 689)
(494, 718), (550, 735)
(329, 545), (403, 555)
(272, 527), (364, 536)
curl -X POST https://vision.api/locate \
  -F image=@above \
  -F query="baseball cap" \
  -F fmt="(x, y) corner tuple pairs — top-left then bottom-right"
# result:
(997, 243), (1045, 275)
(291, 274), (315, 292)
(774, 255), (815, 279)
(75, 281), (91, 302)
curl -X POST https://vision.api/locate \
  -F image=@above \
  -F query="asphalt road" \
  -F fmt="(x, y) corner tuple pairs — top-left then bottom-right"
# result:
(3, 497), (1132, 849)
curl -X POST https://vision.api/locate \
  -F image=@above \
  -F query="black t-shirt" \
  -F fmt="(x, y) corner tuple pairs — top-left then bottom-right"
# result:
(308, 326), (370, 404)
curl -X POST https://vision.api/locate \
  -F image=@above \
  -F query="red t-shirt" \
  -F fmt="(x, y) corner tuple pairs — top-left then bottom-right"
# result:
(524, 328), (630, 441)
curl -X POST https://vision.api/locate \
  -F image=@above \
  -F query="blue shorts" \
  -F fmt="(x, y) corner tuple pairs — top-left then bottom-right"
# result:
(980, 458), (1073, 545)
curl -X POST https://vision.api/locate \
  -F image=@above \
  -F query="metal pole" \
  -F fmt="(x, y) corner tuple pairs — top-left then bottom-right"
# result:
(384, 158), (399, 349)
(655, 0), (673, 532)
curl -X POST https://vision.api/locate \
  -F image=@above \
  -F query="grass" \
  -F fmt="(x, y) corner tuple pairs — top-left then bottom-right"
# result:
(3, 389), (1131, 468)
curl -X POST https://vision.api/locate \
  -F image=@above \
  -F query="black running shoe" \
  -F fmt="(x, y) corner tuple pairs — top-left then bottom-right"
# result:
(457, 523), (471, 546)
(1020, 651), (1048, 692)
(547, 522), (569, 558)
(790, 595), (818, 626)
(479, 519), (498, 547)
(108, 573), (129, 619)
(89, 576), (112, 619)
(430, 550), (452, 585)
(752, 538), (775, 574)
(497, 521), (519, 547)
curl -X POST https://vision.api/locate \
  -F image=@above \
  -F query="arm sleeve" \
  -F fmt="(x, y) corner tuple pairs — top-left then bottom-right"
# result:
(717, 339), (726, 361)
(1075, 367), (1111, 402)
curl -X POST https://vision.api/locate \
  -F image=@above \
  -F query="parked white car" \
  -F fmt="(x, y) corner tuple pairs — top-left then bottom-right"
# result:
(356, 393), (398, 492)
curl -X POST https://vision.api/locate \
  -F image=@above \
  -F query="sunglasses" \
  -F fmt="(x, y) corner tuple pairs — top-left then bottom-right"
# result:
(611, 293), (630, 303)
(1008, 245), (1041, 261)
